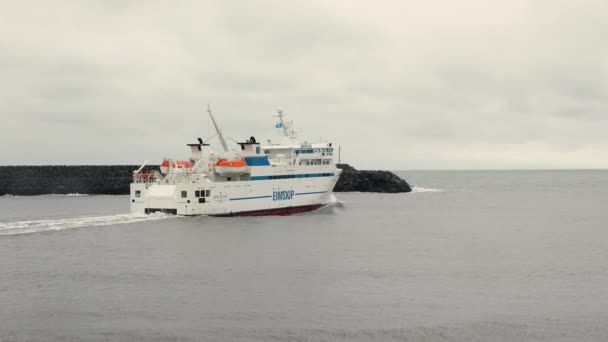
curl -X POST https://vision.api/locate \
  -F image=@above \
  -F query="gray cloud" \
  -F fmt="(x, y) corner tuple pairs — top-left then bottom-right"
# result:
(1, 0), (607, 168)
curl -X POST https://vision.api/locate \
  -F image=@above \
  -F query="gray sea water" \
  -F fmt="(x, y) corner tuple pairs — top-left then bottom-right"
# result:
(1, 170), (607, 341)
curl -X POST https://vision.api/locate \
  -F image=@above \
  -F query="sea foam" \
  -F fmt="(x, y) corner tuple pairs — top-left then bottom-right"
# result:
(411, 186), (445, 193)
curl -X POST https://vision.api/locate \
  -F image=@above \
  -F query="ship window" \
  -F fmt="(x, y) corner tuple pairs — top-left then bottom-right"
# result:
(135, 190), (141, 198)
(227, 177), (232, 181)
(195, 190), (200, 197)
(206, 190), (211, 197)
(181, 191), (187, 198)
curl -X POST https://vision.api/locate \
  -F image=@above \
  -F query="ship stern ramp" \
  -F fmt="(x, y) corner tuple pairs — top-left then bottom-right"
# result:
(131, 184), (180, 215)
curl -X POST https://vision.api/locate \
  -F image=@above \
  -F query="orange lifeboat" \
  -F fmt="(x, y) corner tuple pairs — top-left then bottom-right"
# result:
(161, 159), (193, 168)
(175, 160), (193, 168)
(214, 158), (249, 175)
(215, 158), (247, 167)
(160, 159), (193, 173)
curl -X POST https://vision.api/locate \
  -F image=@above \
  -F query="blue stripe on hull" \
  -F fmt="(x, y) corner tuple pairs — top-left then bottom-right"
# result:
(244, 156), (270, 166)
(295, 191), (328, 195)
(250, 173), (335, 181)
(229, 195), (272, 201)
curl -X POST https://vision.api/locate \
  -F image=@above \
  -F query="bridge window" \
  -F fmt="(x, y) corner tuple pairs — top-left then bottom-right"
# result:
(194, 190), (211, 198)
(135, 190), (141, 198)
(195, 190), (210, 198)
(181, 191), (187, 198)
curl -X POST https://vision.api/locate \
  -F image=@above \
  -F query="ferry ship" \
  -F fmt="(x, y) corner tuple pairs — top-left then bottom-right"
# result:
(130, 108), (341, 216)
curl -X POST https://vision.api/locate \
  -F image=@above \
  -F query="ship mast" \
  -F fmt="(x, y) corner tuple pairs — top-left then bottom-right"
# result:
(275, 108), (296, 139)
(275, 107), (289, 137)
(207, 105), (229, 152)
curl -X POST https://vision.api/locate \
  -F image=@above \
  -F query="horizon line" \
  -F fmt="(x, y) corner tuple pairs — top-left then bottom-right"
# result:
(1, 164), (607, 172)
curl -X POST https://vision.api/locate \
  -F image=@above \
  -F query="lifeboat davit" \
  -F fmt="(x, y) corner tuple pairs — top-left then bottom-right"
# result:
(160, 159), (193, 174)
(214, 158), (249, 175)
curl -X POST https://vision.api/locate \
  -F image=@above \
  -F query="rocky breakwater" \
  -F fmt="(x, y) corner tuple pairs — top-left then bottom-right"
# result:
(0, 164), (411, 195)
(334, 164), (412, 193)
(0, 166), (142, 196)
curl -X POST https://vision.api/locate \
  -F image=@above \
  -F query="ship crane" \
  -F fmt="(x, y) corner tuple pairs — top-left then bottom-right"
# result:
(207, 105), (229, 153)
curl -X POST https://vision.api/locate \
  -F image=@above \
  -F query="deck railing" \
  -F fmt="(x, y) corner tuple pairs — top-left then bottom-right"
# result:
(133, 173), (157, 184)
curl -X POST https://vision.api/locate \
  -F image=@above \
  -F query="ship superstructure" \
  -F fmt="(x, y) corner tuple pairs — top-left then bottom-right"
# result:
(130, 108), (341, 216)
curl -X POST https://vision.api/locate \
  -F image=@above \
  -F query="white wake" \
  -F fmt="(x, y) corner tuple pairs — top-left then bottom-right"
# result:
(411, 186), (445, 193)
(0, 213), (173, 236)
(1, 193), (91, 197)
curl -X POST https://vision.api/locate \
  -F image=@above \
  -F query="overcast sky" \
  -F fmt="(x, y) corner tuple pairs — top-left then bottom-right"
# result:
(1, 0), (607, 169)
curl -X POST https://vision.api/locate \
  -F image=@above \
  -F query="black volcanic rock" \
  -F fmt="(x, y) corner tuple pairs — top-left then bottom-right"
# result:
(334, 164), (412, 193)
(0, 164), (411, 195)
(0, 166), (151, 196)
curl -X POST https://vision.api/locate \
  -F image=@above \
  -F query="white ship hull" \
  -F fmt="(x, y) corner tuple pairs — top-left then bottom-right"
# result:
(131, 167), (340, 216)
(130, 108), (341, 217)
